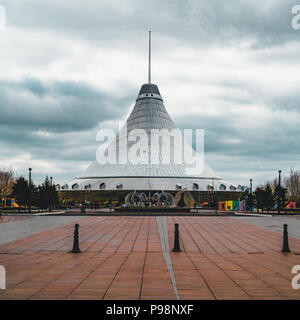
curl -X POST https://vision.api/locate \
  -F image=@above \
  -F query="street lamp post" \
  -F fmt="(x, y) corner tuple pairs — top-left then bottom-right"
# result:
(214, 190), (217, 215)
(50, 177), (53, 211)
(278, 170), (282, 214)
(249, 178), (253, 213)
(28, 168), (32, 213)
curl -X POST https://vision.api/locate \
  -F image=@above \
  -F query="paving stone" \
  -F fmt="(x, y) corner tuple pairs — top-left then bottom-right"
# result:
(0, 216), (300, 300)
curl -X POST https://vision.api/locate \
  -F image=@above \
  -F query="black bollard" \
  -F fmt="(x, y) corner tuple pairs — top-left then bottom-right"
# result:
(281, 224), (290, 253)
(172, 223), (181, 252)
(71, 224), (81, 253)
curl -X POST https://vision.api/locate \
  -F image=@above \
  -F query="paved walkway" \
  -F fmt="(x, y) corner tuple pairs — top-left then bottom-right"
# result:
(0, 216), (32, 225)
(233, 216), (300, 240)
(0, 216), (299, 300)
(0, 216), (83, 245)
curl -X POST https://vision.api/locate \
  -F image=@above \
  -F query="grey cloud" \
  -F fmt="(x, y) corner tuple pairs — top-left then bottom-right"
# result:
(4, 0), (299, 48)
(0, 78), (132, 132)
(0, 125), (95, 159)
(175, 104), (300, 161)
(266, 93), (300, 112)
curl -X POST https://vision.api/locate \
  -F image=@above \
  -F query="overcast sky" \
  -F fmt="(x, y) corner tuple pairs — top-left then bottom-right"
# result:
(0, 0), (299, 188)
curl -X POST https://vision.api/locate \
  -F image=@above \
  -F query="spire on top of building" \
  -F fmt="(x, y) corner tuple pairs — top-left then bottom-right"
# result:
(136, 31), (163, 101)
(148, 30), (151, 84)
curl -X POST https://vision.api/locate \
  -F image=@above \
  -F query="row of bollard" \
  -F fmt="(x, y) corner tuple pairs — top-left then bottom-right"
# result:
(71, 223), (81, 253)
(172, 223), (291, 253)
(70, 222), (182, 254)
(282, 223), (290, 253)
(171, 223), (291, 253)
(172, 223), (181, 252)
(70, 222), (291, 254)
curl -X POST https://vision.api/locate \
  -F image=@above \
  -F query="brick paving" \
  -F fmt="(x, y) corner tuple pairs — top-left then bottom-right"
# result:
(0, 216), (299, 300)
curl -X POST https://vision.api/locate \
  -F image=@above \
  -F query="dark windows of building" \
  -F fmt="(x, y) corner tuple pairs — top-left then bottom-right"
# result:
(193, 183), (199, 190)
(176, 183), (182, 190)
(72, 183), (79, 190)
(99, 183), (106, 190)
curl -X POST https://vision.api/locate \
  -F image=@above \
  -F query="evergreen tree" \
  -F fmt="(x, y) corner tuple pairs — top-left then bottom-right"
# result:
(240, 190), (248, 202)
(274, 185), (287, 213)
(12, 177), (29, 211)
(264, 184), (274, 211)
(34, 176), (58, 211)
(254, 187), (265, 213)
(49, 181), (58, 210)
(241, 190), (254, 212)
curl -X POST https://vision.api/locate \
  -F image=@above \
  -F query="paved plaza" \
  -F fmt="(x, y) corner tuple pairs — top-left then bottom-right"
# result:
(0, 215), (300, 300)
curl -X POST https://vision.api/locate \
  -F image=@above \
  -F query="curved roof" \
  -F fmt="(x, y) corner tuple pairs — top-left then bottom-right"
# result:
(138, 83), (162, 96)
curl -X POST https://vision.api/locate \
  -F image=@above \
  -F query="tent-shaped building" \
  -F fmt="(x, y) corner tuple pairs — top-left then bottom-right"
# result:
(64, 33), (242, 194)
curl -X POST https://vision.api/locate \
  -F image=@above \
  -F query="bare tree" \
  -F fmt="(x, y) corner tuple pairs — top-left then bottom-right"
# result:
(285, 168), (300, 202)
(0, 168), (15, 199)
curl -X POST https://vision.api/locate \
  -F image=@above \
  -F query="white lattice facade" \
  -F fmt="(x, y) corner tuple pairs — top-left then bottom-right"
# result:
(65, 83), (243, 192)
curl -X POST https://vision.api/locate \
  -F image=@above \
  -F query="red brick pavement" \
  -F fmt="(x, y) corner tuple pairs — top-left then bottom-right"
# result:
(0, 216), (299, 300)
(168, 217), (300, 300)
